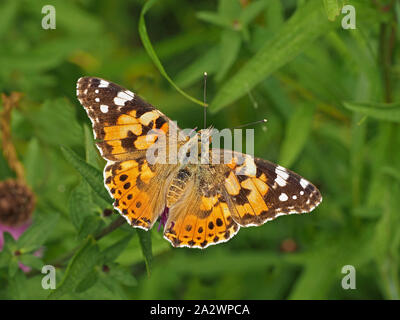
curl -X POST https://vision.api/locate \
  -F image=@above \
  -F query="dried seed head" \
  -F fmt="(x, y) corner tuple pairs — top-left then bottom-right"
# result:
(0, 179), (35, 227)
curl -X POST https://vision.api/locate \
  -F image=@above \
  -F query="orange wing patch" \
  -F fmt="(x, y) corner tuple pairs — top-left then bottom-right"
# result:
(164, 193), (239, 248)
(223, 168), (270, 226)
(104, 158), (163, 229)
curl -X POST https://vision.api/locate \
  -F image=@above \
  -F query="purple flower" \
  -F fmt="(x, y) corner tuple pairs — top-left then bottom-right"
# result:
(0, 179), (37, 272)
(0, 221), (31, 251)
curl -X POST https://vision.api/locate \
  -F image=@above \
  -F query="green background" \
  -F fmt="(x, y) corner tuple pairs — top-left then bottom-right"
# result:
(0, 0), (400, 299)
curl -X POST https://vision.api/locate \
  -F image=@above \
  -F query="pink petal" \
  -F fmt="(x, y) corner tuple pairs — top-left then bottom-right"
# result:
(0, 221), (31, 248)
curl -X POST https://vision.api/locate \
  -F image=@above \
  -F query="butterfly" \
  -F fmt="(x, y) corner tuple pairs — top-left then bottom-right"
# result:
(76, 77), (322, 249)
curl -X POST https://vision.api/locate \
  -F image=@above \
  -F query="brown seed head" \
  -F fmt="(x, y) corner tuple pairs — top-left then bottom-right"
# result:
(0, 179), (35, 227)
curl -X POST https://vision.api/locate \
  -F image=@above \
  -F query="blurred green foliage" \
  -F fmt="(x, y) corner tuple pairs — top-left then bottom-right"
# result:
(1, 0), (400, 299)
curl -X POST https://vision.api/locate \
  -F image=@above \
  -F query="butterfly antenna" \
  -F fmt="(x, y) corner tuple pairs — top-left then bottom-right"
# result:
(203, 72), (207, 129)
(232, 119), (268, 129)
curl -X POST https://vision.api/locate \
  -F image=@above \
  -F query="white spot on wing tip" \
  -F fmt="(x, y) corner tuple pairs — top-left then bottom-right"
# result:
(279, 193), (288, 201)
(276, 165), (289, 180)
(99, 80), (109, 88)
(300, 178), (309, 189)
(275, 176), (287, 187)
(119, 90), (134, 100)
(125, 90), (135, 98)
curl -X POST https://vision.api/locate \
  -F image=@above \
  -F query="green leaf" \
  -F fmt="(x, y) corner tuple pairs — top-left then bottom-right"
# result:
(109, 264), (137, 287)
(343, 101), (400, 123)
(31, 99), (83, 147)
(23, 138), (43, 189)
(6, 269), (27, 299)
(279, 104), (315, 167)
(382, 167), (400, 182)
(48, 237), (101, 299)
(84, 124), (100, 169)
(0, 249), (12, 268)
(323, 0), (341, 21)
(352, 205), (382, 219)
(288, 230), (374, 299)
(17, 214), (59, 253)
(19, 254), (43, 270)
(8, 257), (19, 278)
(137, 229), (153, 277)
(266, 0), (284, 32)
(61, 146), (111, 203)
(240, 0), (267, 26)
(139, 0), (206, 107)
(102, 234), (134, 263)
(210, 0), (337, 113)
(2, 231), (17, 250)
(75, 269), (99, 293)
(98, 271), (128, 299)
(372, 186), (400, 299)
(68, 180), (94, 232)
(0, 232), (15, 268)
(77, 215), (104, 240)
(216, 30), (242, 82)
(0, 0), (18, 38)
(218, 0), (241, 20)
(175, 46), (220, 88)
(196, 11), (231, 28)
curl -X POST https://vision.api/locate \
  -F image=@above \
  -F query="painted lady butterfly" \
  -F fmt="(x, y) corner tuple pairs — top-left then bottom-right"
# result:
(76, 77), (322, 249)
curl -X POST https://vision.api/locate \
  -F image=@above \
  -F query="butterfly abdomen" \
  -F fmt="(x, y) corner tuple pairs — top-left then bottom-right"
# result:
(166, 167), (192, 207)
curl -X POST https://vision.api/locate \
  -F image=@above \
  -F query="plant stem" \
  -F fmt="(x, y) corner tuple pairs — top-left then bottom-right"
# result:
(0, 92), (25, 182)
(94, 215), (126, 241)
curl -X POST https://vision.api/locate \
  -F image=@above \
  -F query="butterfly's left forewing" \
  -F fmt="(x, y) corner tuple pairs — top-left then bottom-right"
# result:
(77, 77), (173, 161)
(77, 77), (179, 229)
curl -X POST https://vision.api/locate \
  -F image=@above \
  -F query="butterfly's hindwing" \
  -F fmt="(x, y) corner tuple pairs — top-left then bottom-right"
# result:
(163, 165), (240, 248)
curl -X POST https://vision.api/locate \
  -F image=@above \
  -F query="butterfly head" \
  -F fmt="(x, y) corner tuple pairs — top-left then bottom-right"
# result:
(178, 127), (214, 163)
(197, 127), (214, 143)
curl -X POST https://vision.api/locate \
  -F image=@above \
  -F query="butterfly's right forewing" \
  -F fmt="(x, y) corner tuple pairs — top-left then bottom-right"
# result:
(77, 76), (172, 161)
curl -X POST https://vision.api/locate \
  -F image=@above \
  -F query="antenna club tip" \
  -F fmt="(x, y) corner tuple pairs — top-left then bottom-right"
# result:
(263, 119), (268, 123)
(204, 72), (208, 76)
